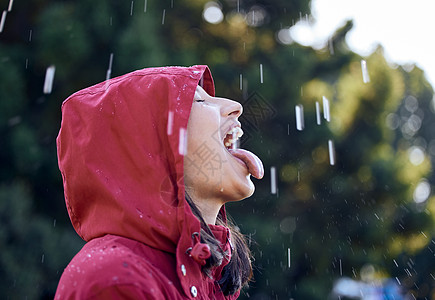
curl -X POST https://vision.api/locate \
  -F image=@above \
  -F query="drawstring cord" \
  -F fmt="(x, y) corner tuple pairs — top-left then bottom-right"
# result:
(186, 232), (211, 266)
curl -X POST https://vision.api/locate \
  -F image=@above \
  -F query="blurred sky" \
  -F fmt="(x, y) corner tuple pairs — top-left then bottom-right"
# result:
(290, 0), (435, 87)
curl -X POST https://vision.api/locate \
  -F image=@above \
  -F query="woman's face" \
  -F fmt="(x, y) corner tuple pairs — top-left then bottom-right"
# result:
(184, 85), (262, 204)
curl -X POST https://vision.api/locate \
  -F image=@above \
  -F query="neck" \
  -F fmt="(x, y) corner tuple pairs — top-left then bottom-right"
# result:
(186, 189), (223, 225)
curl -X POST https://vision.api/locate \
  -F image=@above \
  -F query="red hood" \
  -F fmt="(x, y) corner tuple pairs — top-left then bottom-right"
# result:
(57, 65), (220, 296)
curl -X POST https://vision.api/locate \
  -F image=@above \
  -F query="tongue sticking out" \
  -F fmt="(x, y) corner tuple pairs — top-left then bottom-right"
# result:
(228, 149), (264, 179)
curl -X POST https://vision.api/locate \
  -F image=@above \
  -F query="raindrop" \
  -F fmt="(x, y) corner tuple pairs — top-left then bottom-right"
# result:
(8, 0), (14, 12)
(53, 219), (57, 227)
(259, 64), (263, 83)
(270, 166), (277, 194)
(322, 96), (330, 122)
(162, 9), (166, 25)
(25, 58), (29, 69)
(130, 1), (134, 16)
(28, 29), (32, 42)
(239, 74), (242, 90)
(41, 254), (45, 263)
(0, 11), (7, 33)
(106, 53), (114, 81)
(167, 111), (174, 135)
(231, 130), (238, 150)
(361, 60), (370, 83)
(144, 0), (147, 12)
(43, 65), (56, 94)
(339, 259), (342, 276)
(395, 277), (401, 285)
(136, 208), (144, 218)
(315, 101), (321, 125)
(295, 104), (304, 131)
(287, 248), (291, 268)
(328, 140), (336, 165)
(178, 128), (187, 155)
(393, 259), (398, 267)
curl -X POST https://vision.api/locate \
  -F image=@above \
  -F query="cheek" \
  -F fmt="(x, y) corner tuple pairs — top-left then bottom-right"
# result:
(186, 106), (221, 150)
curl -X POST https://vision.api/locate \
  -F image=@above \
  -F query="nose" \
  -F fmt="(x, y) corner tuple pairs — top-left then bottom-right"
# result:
(221, 98), (243, 118)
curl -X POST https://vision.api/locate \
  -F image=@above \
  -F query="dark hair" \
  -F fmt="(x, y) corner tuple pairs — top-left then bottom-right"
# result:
(185, 193), (253, 295)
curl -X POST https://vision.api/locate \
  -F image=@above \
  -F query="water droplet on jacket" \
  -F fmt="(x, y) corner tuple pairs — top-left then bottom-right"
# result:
(136, 208), (144, 218)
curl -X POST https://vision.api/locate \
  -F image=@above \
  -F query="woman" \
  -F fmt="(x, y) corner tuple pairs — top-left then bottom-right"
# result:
(55, 65), (264, 299)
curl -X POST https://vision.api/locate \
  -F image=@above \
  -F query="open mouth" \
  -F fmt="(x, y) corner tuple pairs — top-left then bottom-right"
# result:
(223, 126), (243, 150)
(222, 125), (264, 180)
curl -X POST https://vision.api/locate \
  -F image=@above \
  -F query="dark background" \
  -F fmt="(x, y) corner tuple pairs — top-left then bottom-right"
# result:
(1, 0), (434, 299)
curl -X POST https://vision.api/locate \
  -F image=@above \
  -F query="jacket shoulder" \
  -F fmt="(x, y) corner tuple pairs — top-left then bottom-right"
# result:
(55, 235), (187, 299)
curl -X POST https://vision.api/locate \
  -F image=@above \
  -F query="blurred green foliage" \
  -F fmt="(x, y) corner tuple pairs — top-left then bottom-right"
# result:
(0, 0), (434, 299)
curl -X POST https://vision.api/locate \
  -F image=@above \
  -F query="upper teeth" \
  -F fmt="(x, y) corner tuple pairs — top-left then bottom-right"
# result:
(229, 127), (243, 138)
(224, 127), (243, 147)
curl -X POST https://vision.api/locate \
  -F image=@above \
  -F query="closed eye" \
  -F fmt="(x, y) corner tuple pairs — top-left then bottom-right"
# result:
(195, 99), (205, 103)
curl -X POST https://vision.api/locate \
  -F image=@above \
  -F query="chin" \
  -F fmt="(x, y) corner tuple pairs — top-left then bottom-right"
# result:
(222, 175), (255, 202)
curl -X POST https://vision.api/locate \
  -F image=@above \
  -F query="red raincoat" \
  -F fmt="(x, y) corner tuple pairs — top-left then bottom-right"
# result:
(55, 66), (239, 299)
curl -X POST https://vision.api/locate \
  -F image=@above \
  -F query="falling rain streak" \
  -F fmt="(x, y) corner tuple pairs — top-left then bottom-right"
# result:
(295, 104), (304, 131)
(0, 11), (7, 33)
(339, 259), (342, 276)
(270, 166), (277, 194)
(8, 0), (14, 11)
(315, 101), (321, 125)
(43, 65), (56, 94)
(328, 140), (336, 165)
(361, 59), (370, 83)
(167, 111), (174, 135)
(106, 53), (114, 81)
(178, 128), (187, 155)
(130, 1), (134, 16)
(322, 96), (330, 122)
(231, 131), (238, 150)
(144, 0), (147, 12)
(287, 248), (291, 268)
(239, 74), (242, 90)
(259, 64), (263, 83)
(162, 9), (166, 25)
